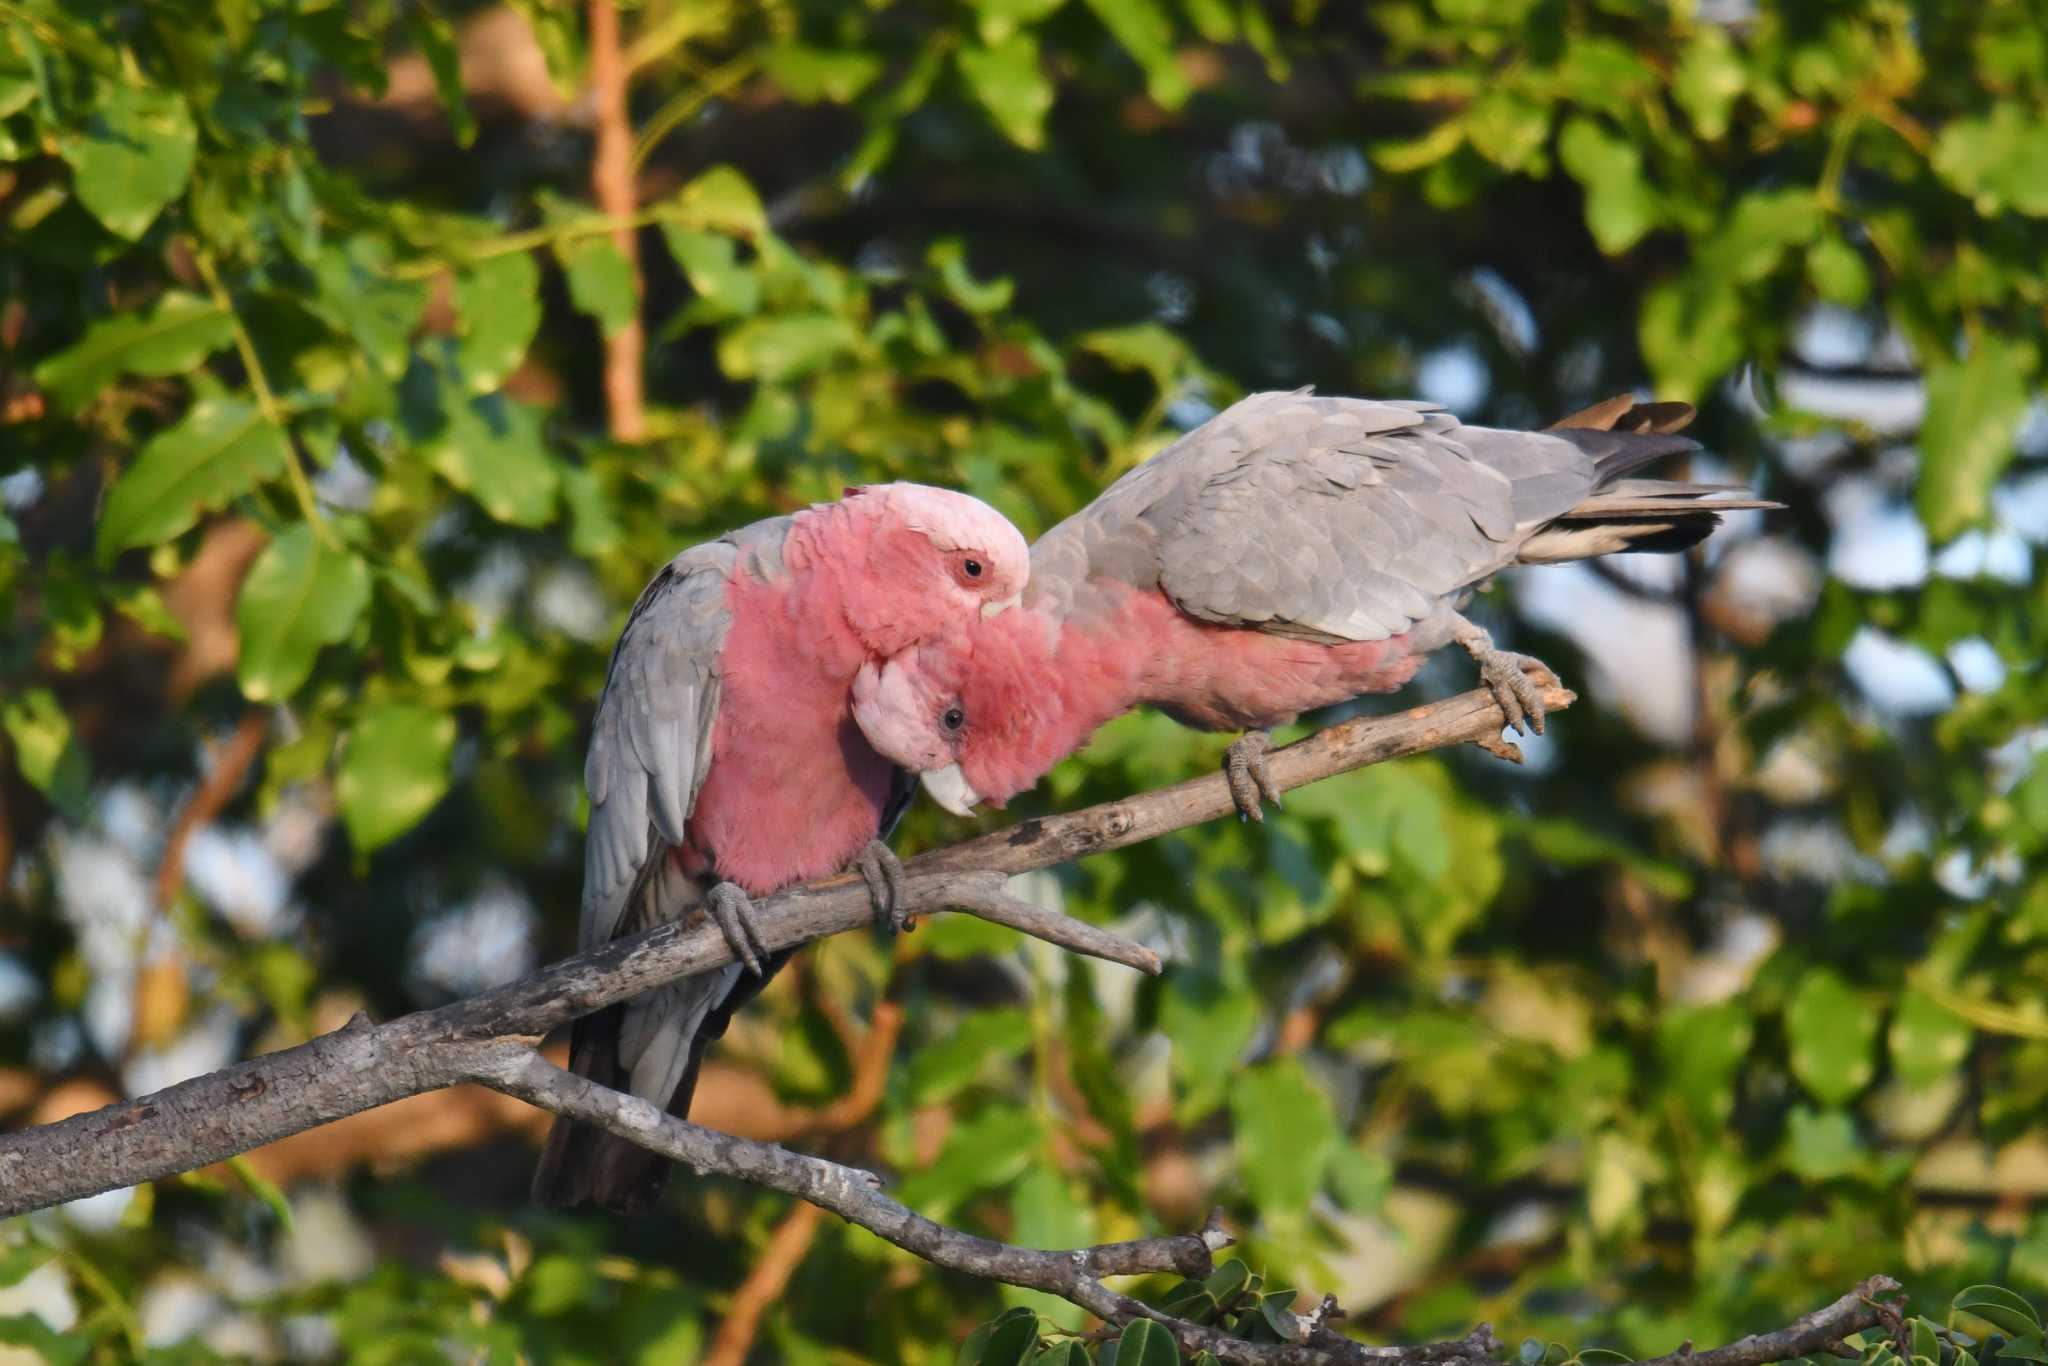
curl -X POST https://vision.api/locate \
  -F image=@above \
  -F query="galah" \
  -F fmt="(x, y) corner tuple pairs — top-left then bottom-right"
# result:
(849, 392), (1779, 820)
(532, 484), (1029, 1213)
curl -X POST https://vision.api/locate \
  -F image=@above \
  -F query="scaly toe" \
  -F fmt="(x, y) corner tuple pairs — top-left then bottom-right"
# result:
(858, 841), (913, 933)
(1223, 733), (1278, 823)
(708, 883), (766, 977)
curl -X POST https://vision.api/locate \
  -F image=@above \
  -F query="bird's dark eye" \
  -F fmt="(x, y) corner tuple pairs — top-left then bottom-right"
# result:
(942, 707), (965, 732)
(962, 558), (983, 578)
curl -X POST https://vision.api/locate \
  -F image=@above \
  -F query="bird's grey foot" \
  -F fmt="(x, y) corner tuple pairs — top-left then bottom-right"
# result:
(1456, 626), (1552, 735)
(856, 839), (912, 934)
(1224, 731), (1283, 823)
(707, 880), (771, 977)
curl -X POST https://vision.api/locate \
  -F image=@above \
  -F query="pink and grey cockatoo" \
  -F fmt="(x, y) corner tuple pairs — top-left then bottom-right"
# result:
(849, 392), (1777, 820)
(531, 484), (1029, 1213)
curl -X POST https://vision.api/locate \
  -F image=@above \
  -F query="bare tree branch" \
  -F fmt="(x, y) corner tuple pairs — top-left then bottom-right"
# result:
(0, 676), (1913, 1362)
(0, 682), (1565, 1215)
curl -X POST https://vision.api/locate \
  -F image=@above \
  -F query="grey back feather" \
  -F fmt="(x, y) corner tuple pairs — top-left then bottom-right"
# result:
(1031, 390), (1667, 643)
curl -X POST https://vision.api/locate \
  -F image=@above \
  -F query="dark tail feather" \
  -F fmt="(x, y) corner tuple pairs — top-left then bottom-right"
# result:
(530, 946), (797, 1215)
(532, 1004), (693, 1215)
(1544, 425), (1703, 485)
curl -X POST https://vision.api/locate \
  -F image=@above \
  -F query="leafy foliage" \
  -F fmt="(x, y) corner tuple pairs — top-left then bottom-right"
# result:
(1, 0), (2044, 1359)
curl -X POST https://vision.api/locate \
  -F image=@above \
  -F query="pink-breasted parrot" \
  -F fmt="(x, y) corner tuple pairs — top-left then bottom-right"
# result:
(848, 392), (1778, 820)
(531, 484), (1029, 1213)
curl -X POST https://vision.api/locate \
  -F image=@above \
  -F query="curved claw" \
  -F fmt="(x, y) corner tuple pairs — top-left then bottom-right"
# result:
(1223, 732), (1282, 823)
(856, 839), (912, 933)
(707, 881), (770, 977)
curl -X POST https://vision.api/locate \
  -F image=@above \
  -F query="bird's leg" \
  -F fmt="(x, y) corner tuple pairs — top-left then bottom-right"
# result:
(855, 839), (912, 934)
(1451, 616), (1553, 736)
(1224, 731), (1283, 823)
(706, 880), (771, 977)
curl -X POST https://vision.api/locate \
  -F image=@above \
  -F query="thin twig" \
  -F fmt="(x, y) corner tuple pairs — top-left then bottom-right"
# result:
(1632, 1276), (1904, 1366)
(586, 0), (646, 442)
(155, 710), (267, 912)
(191, 249), (328, 542)
(703, 1194), (824, 1366)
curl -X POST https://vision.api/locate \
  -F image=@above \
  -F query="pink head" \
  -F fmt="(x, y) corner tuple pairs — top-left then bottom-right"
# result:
(851, 613), (1067, 815)
(823, 484), (1030, 657)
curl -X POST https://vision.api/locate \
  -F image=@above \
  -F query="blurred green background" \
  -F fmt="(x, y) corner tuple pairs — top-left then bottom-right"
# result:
(2, 0), (2045, 1359)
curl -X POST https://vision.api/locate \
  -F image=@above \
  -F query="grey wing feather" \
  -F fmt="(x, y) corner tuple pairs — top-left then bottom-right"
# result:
(1039, 390), (1613, 643)
(580, 540), (737, 952)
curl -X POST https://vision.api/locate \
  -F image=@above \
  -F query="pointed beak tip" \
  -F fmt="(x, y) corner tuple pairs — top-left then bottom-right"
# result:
(921, 765), (983, 817)
(980, 593), (1021, 620)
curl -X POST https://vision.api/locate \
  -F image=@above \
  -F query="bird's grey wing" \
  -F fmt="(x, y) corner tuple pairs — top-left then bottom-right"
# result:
(580, 540), (737, 952)
(1146, 392), (1609, 642)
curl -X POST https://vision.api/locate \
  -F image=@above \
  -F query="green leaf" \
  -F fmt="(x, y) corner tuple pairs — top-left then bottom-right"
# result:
(1110, 1319), (1178, 1366)
(1464, 91), (1549, 172)
(761, 44), (884, 103)
(1784, 1105), (1863, 1180)
(974, 0), (1069, 44)
(557, 238), (639, 337)
(235, 525), (371, 702)
(1658, 1001), (1753, 1125)
(930, 239), (1015, 314)
(1329, 1145), (1391, 1214)
(1035, 1344), (1090, 1366)
(337, 701), (456, 853)
(1578, 1353), (1634, 1365)
(34, 291), (232, 412)
(1673, 27), (1744, 140)
(1082, 0), (1188, 109)
(2002, 1335), (2048, 1364)
(1785, 970), (1880, 1105)
(1557, 116), (1655, 254)
(96, 398), (289, 562)
(437, 399), (558, 527)
(1933, 106), (2048, 216)
(1889, 989), (1972, 1086)
(906, 1007), (1032, 1104)
(716, 313), (858, 383)
(668, 165), (768, 238)
(1807, 235), (1872, 307)
(311, 244), (430, 380)
(660, 228), (760, 319)
(453, 252), (543, 391)
(961, 1306), (1040, 1366)
(958, 34), (1053, 149)
(1918, 335), (2038, 541)
(1230, 1058), (1338, 1214)
(1161, 968), (1257, 1109)
(1, 688), (90, 819)
(1912, 1318), (1942, 1365)
(60, 83), (197, 238)
(1953, 1286), (2041, 1337)
(408, 3), (475, 146)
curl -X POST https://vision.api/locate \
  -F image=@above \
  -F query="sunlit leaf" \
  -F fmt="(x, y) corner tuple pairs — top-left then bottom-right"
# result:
(337, 701), (456, 853)
(96, 398), (289, 562)
(235, 525), (371, 702)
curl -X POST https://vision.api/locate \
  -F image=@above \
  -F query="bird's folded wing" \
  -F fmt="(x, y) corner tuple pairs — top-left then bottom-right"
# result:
(1145, 391), (1604, 643)
(579, 540), (737, 952)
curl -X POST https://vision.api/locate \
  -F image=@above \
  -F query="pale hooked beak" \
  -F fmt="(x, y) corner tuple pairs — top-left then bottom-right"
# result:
(921, 764), (983, 817)
(980, 592), (1021, 619)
